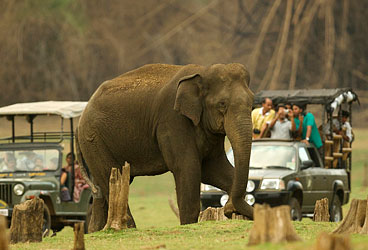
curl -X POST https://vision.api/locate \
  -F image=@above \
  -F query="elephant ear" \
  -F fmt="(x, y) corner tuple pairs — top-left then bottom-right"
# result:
(174, 74), (203, 126)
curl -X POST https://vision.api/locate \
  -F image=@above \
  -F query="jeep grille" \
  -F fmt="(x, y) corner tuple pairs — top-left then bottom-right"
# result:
(0, 184), (13, 204)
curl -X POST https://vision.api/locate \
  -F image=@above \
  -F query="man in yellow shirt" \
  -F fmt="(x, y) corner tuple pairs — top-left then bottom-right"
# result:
(252, 98), (275, 138)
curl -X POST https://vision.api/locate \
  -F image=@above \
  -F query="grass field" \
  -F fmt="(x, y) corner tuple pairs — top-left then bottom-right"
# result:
(8, 128), (368, 249)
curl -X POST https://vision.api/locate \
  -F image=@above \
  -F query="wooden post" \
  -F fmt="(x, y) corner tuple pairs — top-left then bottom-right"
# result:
(0, 216), (9, 250)
(333, 197), (368, 234)
(248, 204), (301, 245)
(313, 198), (330, 222)
(10, 197), (44, 243)
(73, 222), (85, 250)
(315, 232), (351, 250)
(103, 162), (130, 231)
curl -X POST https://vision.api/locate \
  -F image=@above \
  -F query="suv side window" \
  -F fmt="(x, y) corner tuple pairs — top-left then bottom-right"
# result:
(307, 147), (321, 168)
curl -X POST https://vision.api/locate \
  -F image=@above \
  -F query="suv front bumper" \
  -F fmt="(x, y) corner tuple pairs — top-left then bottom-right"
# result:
(200, 190), (290, 209)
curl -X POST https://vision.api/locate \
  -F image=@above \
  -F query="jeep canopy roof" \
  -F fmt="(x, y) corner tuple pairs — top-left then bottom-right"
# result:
(0, 101), (87, 119)
(254, 88), (358, 113)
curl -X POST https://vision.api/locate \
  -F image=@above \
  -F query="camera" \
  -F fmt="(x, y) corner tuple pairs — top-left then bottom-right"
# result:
(253, 128), (261, 134)
(284, 109), (289, 114)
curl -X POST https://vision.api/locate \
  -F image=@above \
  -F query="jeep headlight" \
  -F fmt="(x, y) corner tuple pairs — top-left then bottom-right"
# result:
(260, 179), (285, 190)
(246, 180), (255, 192)
(14, 184), (25, 196)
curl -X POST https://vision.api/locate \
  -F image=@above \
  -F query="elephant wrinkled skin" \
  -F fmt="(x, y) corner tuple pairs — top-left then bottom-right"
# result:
(76, 63), (254, 232)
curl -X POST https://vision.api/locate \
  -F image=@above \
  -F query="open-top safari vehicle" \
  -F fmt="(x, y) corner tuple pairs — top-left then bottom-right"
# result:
(201, 88), (359, 221)
(0, 101), (92, 235)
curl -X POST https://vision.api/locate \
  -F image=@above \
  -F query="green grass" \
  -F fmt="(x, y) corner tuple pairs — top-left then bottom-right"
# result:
(10, 129), (368, 249)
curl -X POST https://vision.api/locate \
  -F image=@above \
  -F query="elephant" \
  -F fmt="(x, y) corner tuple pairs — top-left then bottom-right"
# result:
(76, 63), (254, 232)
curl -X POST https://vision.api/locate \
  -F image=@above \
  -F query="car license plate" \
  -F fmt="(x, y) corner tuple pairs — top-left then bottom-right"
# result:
(0, 209), (8, 216)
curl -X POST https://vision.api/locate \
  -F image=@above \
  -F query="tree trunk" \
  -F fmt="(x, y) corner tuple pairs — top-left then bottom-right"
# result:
(10, 197), (44, 243)
(0, 216), (9, 250)
(103, 162), (130, 231)
(73, 222), (85, 250)
(314, 198), (330, 222)
(315, 232), (351, 250)
(248, 204), (301, 245)
(333, 197), (368, 234)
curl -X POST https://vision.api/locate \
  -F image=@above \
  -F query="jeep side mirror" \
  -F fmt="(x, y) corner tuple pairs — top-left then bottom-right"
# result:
(301, 160), (314, 170)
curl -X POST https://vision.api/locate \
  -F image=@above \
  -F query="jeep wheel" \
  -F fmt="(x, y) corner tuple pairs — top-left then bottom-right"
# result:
(330, 194), (343, 222)
(289, 197), (302, 221)
(43, 205), (51, 237)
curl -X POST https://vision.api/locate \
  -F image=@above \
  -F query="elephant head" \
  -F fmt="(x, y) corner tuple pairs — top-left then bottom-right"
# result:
(174, 63), (254, 219)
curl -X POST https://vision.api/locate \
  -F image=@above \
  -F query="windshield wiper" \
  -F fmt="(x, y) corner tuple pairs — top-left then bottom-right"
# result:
(249, 166), (262, 169)
(266, 165), (290, 169)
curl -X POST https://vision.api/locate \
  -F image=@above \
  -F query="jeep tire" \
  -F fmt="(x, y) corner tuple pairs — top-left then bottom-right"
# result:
(289, 197), (302, 221)
(43, 205), (51, 237)
(330, 194), (343, 222)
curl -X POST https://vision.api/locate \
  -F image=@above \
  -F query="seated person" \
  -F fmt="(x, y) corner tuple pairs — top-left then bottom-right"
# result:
(73, 163), (89, 202)
(60, 152), (74, 201)
(293, 103), (323, 156)
(339, 110), (353, 144)
(0, 153), (17, 172)
(251, 97), (275, 138)
(33, 156), (44, 171)
(269, 104), (296, 139)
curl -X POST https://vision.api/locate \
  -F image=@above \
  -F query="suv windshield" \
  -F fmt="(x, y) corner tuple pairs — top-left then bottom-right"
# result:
(227, 145), (296, 170)
(0, 149), (59, 172)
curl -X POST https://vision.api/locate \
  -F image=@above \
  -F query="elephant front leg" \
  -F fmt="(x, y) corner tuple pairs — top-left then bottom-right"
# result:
(173, 169), (201, 224)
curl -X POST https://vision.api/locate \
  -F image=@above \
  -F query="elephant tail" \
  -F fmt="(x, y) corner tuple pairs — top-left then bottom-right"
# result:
(75, 127), (99, 195)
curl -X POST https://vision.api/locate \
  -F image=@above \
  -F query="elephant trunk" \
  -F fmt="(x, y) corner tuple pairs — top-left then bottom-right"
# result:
(224, 110), (254, 219)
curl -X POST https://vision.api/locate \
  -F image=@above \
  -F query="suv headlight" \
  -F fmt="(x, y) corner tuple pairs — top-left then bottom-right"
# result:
(14, 184), (25, 196)
(260, 179), (285, 190)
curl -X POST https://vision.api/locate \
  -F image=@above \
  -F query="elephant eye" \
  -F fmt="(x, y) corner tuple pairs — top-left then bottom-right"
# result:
(217, 101), (227, 112)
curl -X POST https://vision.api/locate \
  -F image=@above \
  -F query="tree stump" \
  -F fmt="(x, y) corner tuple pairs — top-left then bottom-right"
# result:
(333, 197), (368, 234)
(248, 204), (301, 245)
(103, 162), (130, 230)
(10, 197), (44, 244)
(0, 216), (9, 250)
(199, 207), (228, 222)
(315, 232), (351, 250)
(314, 198), (330, 222)
(73, 222), (85, 250)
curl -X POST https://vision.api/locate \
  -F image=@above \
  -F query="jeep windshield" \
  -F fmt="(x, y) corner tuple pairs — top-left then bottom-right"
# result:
(227, 145), (296, 170)
(0, 149), (59, 173)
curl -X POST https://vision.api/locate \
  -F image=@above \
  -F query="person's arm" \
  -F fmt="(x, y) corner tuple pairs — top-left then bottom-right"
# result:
(289, 111), (296, 131)
(297, 114), (304, 136)
(301, 126), (312, 145)
(269, 110), (281, 129)
(60, 171), (67, 185)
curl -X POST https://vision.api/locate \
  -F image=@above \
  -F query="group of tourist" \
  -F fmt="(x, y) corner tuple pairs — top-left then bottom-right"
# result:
(251, 98), (352, 154)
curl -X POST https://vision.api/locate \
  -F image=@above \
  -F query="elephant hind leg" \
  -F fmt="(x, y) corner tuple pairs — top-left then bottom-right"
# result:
(79, 135), (132, 232)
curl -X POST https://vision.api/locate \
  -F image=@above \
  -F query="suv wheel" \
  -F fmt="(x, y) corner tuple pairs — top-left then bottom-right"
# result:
(43, 205), (51, 237)
(289, 197), (302, 221)
(330, 194), (343, 222)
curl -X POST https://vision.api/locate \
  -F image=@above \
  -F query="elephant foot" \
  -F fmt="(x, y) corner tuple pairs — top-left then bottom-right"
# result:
(224, 201), (236, 218)
(88, 198), (108, 232)
(224, 199), (254, 220)
(127, 215), (136, 228)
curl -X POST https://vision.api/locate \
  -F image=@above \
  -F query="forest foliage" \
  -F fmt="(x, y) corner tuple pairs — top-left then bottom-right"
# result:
(0, 0), (367, 108)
